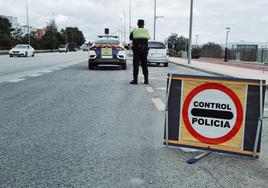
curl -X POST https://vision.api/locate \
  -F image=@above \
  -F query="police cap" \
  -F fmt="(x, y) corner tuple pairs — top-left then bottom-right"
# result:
(137, 19), (145, 26)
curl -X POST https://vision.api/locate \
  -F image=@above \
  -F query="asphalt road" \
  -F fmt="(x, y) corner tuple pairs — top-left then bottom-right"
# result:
(0, 52), (268, 187)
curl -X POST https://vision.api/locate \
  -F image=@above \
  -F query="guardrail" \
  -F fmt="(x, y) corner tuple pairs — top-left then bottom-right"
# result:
(0, 49), (59, 55)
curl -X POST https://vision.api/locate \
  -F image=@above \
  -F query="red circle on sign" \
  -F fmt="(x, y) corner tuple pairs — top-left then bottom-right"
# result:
(182, 83), (243, 145)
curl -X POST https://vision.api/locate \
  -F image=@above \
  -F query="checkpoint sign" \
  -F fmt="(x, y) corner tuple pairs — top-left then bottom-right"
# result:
(182, 83), (244, 145)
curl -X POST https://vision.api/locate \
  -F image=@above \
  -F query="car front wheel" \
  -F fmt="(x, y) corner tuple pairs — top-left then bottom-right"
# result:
(164, 63), (168, 67)
(24, 52), (28, 57)
(9, 54), (13, 57)
(88, 63), (95, 70)
(32, 52), (35, 57)
(122, 64), (127, 70)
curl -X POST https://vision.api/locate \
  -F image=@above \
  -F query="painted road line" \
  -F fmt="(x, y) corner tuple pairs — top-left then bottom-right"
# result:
(28, 73), (43, 77)
(155, 87), (166, 90)
(7, 78), (25, 83)
(146, 86), (155, 93)
(50, 67), (62, 70)
(150, 77), (166, 81)
(151, 98), (165, 112)
(40, 70), (53, 73)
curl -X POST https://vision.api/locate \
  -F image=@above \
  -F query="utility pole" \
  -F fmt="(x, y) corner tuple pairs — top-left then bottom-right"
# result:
(188, 0), (193, 64)
(26, 0), (30, 45)
(129, 0), (131, 39)
(195, 35), (199, 47)
(65, 28), (68, 44)
(153, 0), (156, 40)
(153, 0), (164, 41)
(224, 27), (230, 62)
(120, 19), (123, 44)
(123, 11), (126, 44)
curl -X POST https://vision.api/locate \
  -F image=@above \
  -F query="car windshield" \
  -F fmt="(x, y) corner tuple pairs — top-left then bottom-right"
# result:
(59, 45), (65, 48)
(15, 45), (28, 49)
(148, 42), (166, 49)
(95, 39), (120, 45)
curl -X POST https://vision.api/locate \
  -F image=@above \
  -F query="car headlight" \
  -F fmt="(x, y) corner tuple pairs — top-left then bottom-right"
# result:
(89, 50), (97, 59)
(117, 51), (126, 60)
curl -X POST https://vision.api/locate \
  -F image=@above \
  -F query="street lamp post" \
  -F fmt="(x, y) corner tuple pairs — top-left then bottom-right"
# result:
(188, 0), (193, 64)
(224, 27), (230, 62)
(195, 35), (199, 47)
(153, 0), (164, 40)
(120, 18), (123, 44)
(122, 11), (126, 44)
(129, 0), (131, 39)
(26, 0), (30, 45)
(65, 28), (68, 44)
(153, 0), (156, 40)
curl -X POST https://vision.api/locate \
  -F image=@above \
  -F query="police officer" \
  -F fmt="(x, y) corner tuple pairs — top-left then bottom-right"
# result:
(129, 19), (150, 85)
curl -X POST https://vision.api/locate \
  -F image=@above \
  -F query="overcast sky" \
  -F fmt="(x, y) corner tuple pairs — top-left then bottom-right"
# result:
(1, 0), (268, 44)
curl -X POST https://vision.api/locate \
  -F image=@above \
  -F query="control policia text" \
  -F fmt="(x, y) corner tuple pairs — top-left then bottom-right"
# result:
(190, 101), (234, 128)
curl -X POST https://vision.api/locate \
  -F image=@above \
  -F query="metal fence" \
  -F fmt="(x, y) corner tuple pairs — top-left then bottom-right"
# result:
(200, 47), (268, 63)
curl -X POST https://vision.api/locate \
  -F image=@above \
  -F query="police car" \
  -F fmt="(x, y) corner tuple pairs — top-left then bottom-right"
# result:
(88, 35), (127, 70)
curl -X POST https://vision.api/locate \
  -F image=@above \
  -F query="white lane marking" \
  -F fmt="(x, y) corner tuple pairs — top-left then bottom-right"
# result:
(7, 78), (25, 83)
(28, 73), (43, 77)
(49, 67), (62, 70)
(146, 86), (154, 93)
(40, 70), (53, 73)
(150, 77), (166, 80)
(151, 98), (165, 112)
(155, 87), (166, 90)
(264, 108), (268, 111)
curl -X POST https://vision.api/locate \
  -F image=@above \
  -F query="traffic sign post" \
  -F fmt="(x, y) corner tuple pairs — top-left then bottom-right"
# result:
(164, 74), (266, 162)
(165, 74), (173, 146)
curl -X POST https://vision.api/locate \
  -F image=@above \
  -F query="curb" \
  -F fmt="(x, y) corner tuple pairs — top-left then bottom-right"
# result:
(169, 61), (233, 78)
(169, 61), (268, 90)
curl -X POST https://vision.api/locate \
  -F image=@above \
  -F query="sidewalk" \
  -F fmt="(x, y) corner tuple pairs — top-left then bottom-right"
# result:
(169, 57), (268, 83)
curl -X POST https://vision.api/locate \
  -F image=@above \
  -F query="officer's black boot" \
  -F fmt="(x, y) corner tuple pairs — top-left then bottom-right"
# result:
(144, 75), (149, 84)
(130, 75), (138, 84)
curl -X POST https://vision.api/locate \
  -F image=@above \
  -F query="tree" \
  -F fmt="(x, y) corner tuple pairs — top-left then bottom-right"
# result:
(175, 36), (188, 52)
(201, 42), (223, 58)
(41, 18), (59, 50)
(12, 28), (24, 45)
(165, 33), (188, 56)
(64, 27), (85, 46)
(165, 33), (178, 49)
(0, 17), (13, 49)
(21, 31), (41, 49)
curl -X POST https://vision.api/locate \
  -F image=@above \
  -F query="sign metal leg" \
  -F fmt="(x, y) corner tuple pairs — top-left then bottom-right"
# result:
(253, 80), (264, 158)
(165, 74), (172, 146)
(187, 151), (212, 164)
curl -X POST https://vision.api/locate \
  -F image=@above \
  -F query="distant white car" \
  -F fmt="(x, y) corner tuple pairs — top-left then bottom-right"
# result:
(9, 44), (35, 57)
(81, 44), (90, 51)
(148, 41), (169, 67)
(58, 44), (68, 53)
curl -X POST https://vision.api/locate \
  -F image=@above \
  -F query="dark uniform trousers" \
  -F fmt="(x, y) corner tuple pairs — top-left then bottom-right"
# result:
(132, 45), (148, 79)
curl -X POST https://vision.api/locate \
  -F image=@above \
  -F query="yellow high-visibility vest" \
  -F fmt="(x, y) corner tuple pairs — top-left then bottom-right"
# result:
(133, 28), (150, 39)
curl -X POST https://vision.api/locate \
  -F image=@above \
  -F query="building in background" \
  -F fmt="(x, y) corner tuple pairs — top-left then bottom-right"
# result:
(0, 15), (37, 36)
(0, 15), (19, 28)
